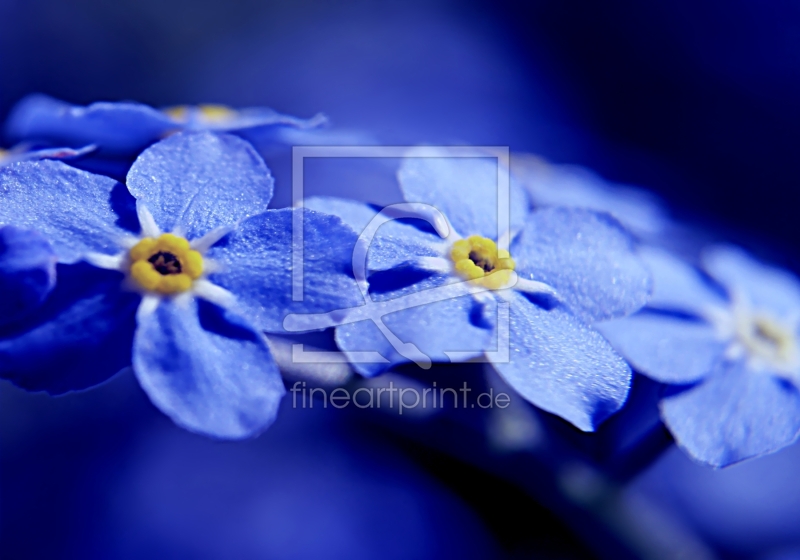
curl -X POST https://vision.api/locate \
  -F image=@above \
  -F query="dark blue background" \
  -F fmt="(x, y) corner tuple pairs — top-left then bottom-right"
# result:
(3, 0), (798, 262)
(3, 1), (799, 557)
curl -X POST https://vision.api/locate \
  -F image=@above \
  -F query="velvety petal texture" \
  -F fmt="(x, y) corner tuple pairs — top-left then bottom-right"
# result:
(133, 298), (285, 439)
(305, 196), (447, 272)
(398, 152), (529, 239)
(126, 132), (273, 240)
(0, 226), (57, 326)
(490, 291), (631, 431)
(703, 245), (800, 318)
(5, 94), (175, 155)
(304, 196), (391, 234)
(0, 160), (132, 262)
(208, 208), (363, 332)
(598, 312), (726, 384)
(511, 207), (651, 323)
(0, 263), (139, 394)
(661, 359), (800, 467)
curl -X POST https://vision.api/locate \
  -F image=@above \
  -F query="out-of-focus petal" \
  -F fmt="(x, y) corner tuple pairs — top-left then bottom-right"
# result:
(661, 359), (800, 467)
(640, 246), (726, 314)
(703, 245), (800, 318)
(0, 263), (139, 394)
(398, 151), (529, 238)
(0, 226), (57, 325)
(177, 104), (327, 132)
(598, 312), (725, 384)
(0, 144), (96, 166)
(515, 156), (669, 238)
(5, 94), (175, 156)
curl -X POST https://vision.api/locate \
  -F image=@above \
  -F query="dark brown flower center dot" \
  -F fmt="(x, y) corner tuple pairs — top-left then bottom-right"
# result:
(469, 251), (494, 273)
(754, 320), (785, 352)
(148, 251), (182, 275)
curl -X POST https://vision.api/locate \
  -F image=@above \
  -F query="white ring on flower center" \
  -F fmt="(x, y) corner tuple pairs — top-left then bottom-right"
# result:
(704, 292), (800, 377)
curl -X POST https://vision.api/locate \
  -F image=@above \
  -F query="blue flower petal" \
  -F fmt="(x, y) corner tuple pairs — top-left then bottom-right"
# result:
(0, 144), (96, 166)
(133, 297), (285, 439)
(303, 196), (392, 233)
(257, 124), (377, 154)
(0, 226), (57, 326)
(208, 208), (363, 332)
(126, 132), (274, 240)
(490, 291), (631, 431)
(0, 226), (57, 325)
(0, 160), (132, 263)
(703, 245), (800, 318)
(640, 246), (726, 314)
(398, 152), (529, 238)
(661, 359), (800, 467)
(516, 158), (669, 237)
(306, 196), (447, 271)
(335, 282), (494, 376)
(179, 105), (326, 132)
(511, 207), (651, 323)
(0, 263), (138, 394)
(5, 94), (175, 156)
(597, 312), (726, 384)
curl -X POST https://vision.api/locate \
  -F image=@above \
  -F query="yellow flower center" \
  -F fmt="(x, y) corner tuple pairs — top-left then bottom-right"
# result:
(197, 104), (238, 122)
(737, 313), (798, 367)
(129, 233), (203, 294)
(163, 105), (188, 122)
(450, 235), (515, 290)
(163, 104), (237, 124)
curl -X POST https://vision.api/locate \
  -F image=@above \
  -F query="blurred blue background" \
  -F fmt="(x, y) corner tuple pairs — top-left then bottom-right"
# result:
(4, 0), (800, 264)
(3, 0), (800, 557)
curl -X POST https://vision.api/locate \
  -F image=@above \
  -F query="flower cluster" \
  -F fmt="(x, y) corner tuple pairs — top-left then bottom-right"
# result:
(6, 94), (326, 157)
(599, 247), (800, 467)
(2, 95), (798, 471)
(0, 128), (362, 439)
(509, 156), (800, 467)
(303, 152), (651, 431)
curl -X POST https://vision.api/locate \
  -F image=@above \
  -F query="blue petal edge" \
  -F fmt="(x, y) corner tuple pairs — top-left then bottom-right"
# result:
(511, 207), (652, 323)
(490, 291), (632, 431)
(133, 297), (286, 439)
(126, 131), (274, 240)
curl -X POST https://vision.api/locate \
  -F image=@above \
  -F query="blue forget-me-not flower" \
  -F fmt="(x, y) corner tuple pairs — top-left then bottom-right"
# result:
(0, 131), (361, 439)
(302, 151), (652, 431)
(5, 94), (326, 157)
(599, 246), (800, 466)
